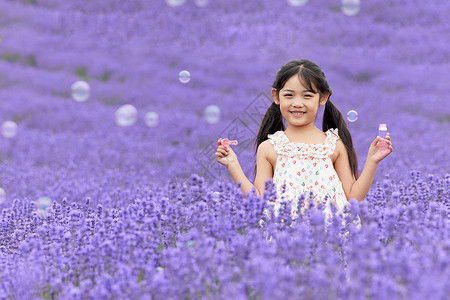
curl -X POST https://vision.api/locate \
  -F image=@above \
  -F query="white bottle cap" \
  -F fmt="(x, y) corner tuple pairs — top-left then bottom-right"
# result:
(379, 124), (387, 131)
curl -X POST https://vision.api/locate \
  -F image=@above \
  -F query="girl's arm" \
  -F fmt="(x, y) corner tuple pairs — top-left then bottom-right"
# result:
(334, 133), (393, 202)
(227, 162), (259, 198)
(221, 140), (273, 198)
(216, 139), (273, 198)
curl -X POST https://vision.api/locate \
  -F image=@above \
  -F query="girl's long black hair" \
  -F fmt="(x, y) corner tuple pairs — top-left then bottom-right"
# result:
(252, 59), (359, 182)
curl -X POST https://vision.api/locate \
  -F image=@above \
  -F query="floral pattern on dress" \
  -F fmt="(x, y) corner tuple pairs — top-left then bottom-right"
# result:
(263, 128), (361, 227)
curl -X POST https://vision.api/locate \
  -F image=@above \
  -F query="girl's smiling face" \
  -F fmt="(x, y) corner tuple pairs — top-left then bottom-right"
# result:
(272, 74), (328, 127)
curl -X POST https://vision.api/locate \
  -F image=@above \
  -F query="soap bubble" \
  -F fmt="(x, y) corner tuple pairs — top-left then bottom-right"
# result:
(1, 121), (18, 138)
(204, 105), (221, 124)
(342, 0), (360, 16)
(0, 188), (5, 204)
(71, 81), (90, 102)
(212, 192), (221, 202)
(36, 197), (52, 217)
(185, 240), (195, 247)
(179, 70), (191, 84)
(347, 110), (358, 122)
(165, 0), (186, 6)
(115, 104), (138, 127)
(195, 0), (208, 7)
(287, 0), (308, 6)
(144, 111), (159, 128)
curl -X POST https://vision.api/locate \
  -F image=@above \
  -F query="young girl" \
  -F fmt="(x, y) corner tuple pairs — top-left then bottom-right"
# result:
(215, 59), (393, 224)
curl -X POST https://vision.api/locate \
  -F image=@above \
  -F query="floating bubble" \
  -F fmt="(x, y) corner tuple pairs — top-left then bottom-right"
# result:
(115, 104), (138, 127)
(212, 192), (221, 202)
(36, 197), (52, 217)
(287, 0), (308, 6)
(195, 0), (208, 7)
(204, 105), (221, 124)
(185, 240), (196, 247)
(342, 0), (360, 16)
(166, 0), (186, 7)
(1, 121), (18, 138)
(347, 110), (358, 122)
(178, 70), (191, 84)
(71, 81), (90, 102)
(0, 188), (5, 204)
(144, 111), (159, 128)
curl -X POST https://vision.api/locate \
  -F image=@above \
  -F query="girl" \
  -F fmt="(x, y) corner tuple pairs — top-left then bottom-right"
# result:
(215, 59), (393, 223)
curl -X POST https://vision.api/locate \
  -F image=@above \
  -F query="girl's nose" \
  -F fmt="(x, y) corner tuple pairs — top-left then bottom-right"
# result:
(294, 97), (305, 106)
(292, 101), (305, 108)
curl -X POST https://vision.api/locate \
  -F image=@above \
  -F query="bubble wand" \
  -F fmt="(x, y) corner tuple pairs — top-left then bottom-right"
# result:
(220, 138), (238, 148)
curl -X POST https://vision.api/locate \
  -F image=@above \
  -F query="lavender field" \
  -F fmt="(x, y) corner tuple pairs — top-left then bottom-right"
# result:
(0, 0), (449, 299)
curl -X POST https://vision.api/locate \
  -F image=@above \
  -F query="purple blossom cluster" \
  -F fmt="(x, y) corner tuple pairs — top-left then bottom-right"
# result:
(0, 173), (449, 298)
(0, 0), (449, 298)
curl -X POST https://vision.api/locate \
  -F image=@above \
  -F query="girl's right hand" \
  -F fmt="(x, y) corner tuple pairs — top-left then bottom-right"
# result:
(215, 138), (238, 168)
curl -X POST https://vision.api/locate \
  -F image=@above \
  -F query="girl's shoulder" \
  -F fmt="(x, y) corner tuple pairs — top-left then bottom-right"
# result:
(259, 139), (278, 169)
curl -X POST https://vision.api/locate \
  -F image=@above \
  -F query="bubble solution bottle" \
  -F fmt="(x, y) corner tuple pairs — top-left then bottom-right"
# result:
(378, 124), (388, 155)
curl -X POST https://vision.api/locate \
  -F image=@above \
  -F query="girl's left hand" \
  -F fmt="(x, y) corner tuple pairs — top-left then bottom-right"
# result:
(367, 133), (393, 164)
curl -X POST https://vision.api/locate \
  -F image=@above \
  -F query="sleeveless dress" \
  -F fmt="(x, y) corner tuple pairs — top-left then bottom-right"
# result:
(265, 128), (361, 227)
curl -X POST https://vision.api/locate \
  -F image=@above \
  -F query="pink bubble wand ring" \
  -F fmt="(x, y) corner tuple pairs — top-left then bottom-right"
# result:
(220, 138), (238, 148)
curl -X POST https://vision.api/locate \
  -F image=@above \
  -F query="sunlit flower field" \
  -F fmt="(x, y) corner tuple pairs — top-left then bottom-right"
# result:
(0, 0), (449, 299)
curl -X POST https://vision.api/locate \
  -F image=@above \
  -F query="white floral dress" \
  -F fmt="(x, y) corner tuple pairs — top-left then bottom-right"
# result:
(265, 128), (361, 227)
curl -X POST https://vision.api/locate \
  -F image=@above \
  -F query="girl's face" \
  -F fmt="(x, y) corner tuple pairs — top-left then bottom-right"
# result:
(271, 74), (328, 127)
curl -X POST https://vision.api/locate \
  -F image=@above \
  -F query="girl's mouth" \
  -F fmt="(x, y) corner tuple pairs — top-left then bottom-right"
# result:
(291, 112), (305, 117)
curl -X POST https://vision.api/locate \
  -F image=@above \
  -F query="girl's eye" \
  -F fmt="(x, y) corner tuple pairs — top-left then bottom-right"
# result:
(284, 94), (292, 97)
